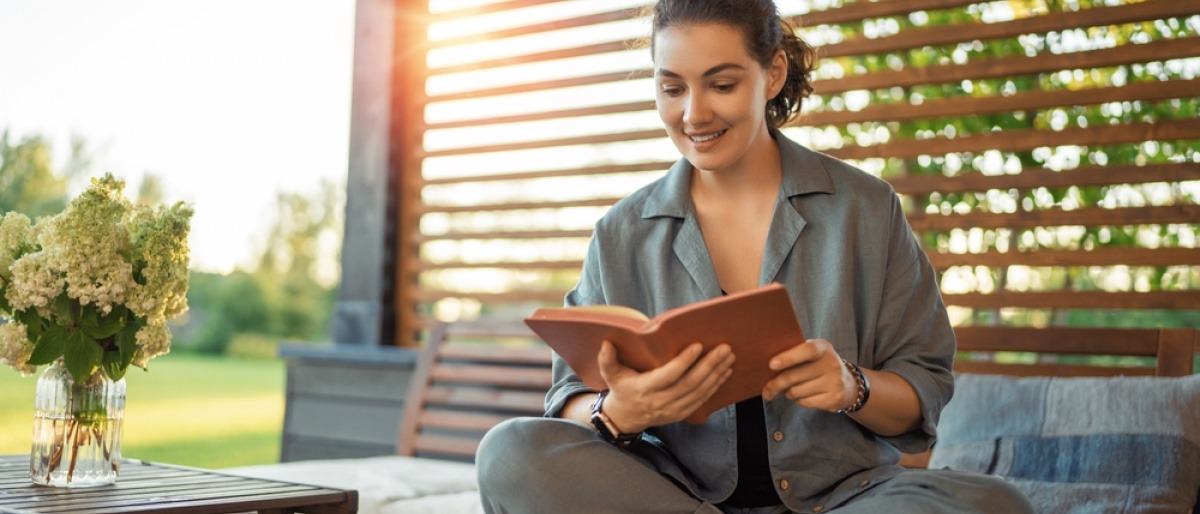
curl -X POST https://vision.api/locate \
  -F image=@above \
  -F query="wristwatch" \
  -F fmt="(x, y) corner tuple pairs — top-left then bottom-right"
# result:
(589, 390), (642, 448)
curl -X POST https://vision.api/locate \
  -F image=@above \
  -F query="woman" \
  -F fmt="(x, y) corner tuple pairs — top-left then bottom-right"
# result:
(476, 1), (1035, 512)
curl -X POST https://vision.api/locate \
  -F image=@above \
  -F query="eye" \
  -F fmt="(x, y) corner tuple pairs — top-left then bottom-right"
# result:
(714, 83), (736, 93)
(660, 85), (683, 97)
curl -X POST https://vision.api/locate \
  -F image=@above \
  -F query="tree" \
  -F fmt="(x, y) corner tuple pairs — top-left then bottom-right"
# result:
(0, 131), (70, 217)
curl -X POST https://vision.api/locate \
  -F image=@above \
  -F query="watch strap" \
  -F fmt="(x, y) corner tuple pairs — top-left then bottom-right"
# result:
(590, 390), (641, 447)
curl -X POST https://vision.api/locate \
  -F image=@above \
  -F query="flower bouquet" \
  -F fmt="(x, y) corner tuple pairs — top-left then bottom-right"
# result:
(0, 174), (192, 487)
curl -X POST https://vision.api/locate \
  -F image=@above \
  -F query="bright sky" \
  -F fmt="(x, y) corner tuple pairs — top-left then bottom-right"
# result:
(0, 0), (355, 273)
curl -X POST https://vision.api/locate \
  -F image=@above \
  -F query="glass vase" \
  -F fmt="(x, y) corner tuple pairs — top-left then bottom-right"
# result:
(29, 360), (126, 487)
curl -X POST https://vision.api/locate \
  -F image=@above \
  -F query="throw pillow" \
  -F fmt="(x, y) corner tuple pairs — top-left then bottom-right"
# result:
(929, 374), (1200, 514)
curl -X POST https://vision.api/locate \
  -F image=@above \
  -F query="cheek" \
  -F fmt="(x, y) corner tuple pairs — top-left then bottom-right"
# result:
(656, 98), (681, 125)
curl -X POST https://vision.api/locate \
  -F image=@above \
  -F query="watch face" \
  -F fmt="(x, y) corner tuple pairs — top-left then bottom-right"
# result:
(591, 413), (616, 441)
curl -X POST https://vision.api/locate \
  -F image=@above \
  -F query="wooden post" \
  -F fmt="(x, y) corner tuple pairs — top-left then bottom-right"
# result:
(331, 0), (397, 346)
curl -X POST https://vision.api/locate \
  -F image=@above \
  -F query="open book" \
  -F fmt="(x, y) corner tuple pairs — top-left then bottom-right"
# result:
(524, 283), (804, 423)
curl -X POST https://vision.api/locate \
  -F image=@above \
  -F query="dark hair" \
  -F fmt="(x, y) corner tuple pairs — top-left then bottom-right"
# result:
(647, 0), (816, 129)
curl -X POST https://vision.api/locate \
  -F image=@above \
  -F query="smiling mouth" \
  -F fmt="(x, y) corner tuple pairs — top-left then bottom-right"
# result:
(689, 129), (727, 143)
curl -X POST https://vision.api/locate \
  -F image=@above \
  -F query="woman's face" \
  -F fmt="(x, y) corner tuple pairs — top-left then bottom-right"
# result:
(653, 23), (785, 174)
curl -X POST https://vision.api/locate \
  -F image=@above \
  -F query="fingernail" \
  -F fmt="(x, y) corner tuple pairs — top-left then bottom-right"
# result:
(769, 359), (781, 370)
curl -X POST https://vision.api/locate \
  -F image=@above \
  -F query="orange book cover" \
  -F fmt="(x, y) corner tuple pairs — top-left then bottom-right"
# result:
(524, 283), (804, 423)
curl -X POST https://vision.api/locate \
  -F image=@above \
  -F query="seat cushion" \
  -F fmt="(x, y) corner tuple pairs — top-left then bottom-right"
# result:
(928, 374), (1200, 514)
(224, 455), (479, 514)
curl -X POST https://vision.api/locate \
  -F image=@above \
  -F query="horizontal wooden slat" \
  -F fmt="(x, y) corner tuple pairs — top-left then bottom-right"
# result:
(431, 364), (554, 388)
(415, 259), (585, 272)
(796, 0), (981, 26)
(438, 343), (551, 364)
(431, 0), (571, 21)
(942, 291), (1200, 309)
(423, 161), (674, 186)
(429, 8), (640, 49)
(418, 197), (619, 215)
(820, 1), (1197, 59)
(416, 289), (569, 304)
(416, 229), (592, 242)
(814, 36), (1200, 95)
(411, 433), (479, 459)
(889, 162), (1200, 196)
(954, 326), (1167, 355)
(801, 78), (1199, 127)
(420, 128), (665, 158)
(419, 410), (518, 432)
(424, 385), (547, 411)
(954, 361), (1157, 377)
(429, 40), (633, 75)
(426, 70), (646, 102)
(425, 100), (655, 130)
(928, 247), (1200, 269)
(908, 204), (1200, 231)
(829, 119), (1200, 161)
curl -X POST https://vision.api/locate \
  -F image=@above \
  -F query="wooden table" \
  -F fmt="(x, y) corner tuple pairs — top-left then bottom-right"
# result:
(0, 455), (357, 513)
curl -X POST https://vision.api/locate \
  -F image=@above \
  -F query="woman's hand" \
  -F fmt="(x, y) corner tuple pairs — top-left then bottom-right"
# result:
(598, 341), (735, 434)
(761, 339), (857, 412)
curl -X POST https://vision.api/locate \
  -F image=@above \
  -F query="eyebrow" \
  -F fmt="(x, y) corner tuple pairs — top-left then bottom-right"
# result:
(656, 63), (746, 78)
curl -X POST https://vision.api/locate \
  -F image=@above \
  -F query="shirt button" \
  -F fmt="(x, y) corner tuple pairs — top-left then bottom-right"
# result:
(773, 431), (784, 441)
(813, 506), (825, 513)
(779, 479), (789, 490)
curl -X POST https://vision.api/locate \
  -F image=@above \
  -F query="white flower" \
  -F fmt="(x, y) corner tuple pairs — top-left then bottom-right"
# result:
(0, 322), (35, 375)
(6, 251), (64, 316)
(133, 322), (171, 369)
(0, 174), (192, 378)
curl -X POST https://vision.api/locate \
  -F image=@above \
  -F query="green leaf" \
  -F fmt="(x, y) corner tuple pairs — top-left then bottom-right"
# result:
(63, 329), (102, 382)
(54, 295), (74, 325)
(13, 308), (46, 341)
(116, 325), (138, 372)
(27, 324), (67, 365)
(102, 349), (127, 381)
(80, 304), (125, 340)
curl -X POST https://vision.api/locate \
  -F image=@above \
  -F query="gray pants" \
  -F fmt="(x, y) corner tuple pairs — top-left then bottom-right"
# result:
(476, 417), (1036, 514)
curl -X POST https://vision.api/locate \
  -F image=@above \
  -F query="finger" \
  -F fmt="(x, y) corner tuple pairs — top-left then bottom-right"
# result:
(676, 344), (734, 386)
(644, 342), (705, 385)
(768, 339), (829, 371)
(762, 362), (824, 400)
(783, 381), (847, 411)
(677, 367), (734, 415)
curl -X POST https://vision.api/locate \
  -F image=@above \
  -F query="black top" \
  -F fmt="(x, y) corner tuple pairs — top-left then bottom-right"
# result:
(722, 392), (783, 507)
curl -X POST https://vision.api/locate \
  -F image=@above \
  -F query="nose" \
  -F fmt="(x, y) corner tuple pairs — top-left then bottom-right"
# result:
(682, 91), (712, 127)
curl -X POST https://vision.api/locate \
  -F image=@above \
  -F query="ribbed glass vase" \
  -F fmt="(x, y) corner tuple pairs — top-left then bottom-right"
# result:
(29, 360), (126, 487)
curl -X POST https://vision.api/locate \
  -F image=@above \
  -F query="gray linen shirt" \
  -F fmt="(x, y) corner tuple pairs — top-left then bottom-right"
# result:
(545, 132), (956, 512)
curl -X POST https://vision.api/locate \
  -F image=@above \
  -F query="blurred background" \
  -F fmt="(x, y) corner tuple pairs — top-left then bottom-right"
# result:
(0, 0), (354, 467)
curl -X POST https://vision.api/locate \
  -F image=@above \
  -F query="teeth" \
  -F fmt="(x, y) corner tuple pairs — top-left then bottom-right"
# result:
(691, 130), (725, 143)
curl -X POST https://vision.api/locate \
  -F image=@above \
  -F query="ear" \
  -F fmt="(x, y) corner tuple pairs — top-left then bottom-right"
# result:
(766, 48), (787, 99)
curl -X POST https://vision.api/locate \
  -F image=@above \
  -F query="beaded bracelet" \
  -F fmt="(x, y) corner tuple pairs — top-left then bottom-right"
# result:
(836, 359), (871, 414)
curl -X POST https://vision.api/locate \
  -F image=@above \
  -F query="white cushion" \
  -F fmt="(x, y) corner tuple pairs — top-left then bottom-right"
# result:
(223, 455), (479, 514)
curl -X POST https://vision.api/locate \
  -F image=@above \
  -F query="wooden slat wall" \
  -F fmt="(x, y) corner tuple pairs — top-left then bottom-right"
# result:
(395, 0), (1200, 346)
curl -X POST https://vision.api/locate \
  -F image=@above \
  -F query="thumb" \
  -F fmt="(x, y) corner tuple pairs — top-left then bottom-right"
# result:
(597, 341), (629, 385)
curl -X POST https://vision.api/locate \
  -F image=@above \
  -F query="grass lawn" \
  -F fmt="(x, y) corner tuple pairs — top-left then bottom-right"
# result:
(0, 353), (285, 470)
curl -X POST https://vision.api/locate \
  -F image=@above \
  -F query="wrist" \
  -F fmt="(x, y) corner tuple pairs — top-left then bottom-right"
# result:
(836, 359), (871, 414)
(590, 390), (643, 447)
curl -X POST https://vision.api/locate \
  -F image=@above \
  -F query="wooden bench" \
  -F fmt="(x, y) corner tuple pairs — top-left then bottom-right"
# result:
(399, 324), (1196, 467)
(397, 322), (552, 462)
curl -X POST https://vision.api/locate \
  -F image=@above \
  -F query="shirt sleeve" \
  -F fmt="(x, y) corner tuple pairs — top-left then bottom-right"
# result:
(871, 195), (956, 454)
(543, 234), (605, 418)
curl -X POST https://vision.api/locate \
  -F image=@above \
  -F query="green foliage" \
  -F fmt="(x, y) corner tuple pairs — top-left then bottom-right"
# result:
(0, 132), (70, 218)
(173, 181), (342, 355)
(804, 1), (1199, 329)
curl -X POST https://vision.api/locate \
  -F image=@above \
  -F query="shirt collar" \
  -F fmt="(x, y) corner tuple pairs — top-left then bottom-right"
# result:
(640, 131), (835, 220)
